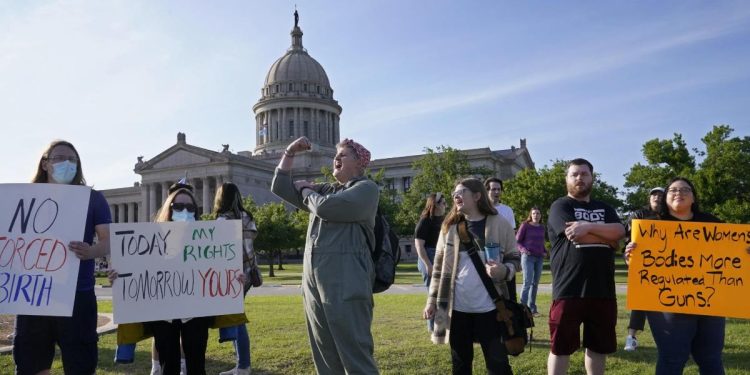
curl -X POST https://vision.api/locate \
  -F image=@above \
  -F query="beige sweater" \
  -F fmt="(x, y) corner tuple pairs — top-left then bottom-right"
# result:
(426, 214), (521, 344)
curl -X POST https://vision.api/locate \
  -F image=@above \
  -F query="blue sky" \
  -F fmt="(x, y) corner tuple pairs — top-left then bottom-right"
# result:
(2, 1), (749, 194)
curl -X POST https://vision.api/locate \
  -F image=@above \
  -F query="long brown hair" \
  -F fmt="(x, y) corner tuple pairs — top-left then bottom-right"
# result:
(524, 206), (544, 224)
(212, 182), (254, 220)
(32, 140), (86, 185)
(419, 192), (444, 219)
(154, 188), (199, 223)
(442, 178), (497, 232)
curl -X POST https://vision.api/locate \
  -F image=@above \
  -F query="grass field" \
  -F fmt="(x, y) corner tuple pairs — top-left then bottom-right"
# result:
(3, 293), (749, 374)
(95, 257), (633, 287)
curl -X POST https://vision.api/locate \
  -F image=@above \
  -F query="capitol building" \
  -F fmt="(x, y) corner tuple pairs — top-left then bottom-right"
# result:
(100, 13), (535, 226)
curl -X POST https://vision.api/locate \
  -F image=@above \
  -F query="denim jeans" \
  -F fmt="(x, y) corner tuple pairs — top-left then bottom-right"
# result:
(520, 253), (543, 314)
(233, 323), (251, 370)
(417, 247), (436, 332)
(646, 311), (725, 375)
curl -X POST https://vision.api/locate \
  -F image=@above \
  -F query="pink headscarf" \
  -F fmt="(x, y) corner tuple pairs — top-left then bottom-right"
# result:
(340, 138), (371, 171)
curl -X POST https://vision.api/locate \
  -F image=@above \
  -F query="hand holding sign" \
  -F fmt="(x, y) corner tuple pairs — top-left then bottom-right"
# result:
(0, 183), (90, 317)
(627, 219), (750, 319)
(110, 220), (244, 324)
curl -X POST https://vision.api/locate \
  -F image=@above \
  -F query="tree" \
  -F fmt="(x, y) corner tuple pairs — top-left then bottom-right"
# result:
(693, 126), (750, 223)
(623, 125), (750, 223)
(249, 201), (303, 277)
(504, 160), (623, 224)
(623, 134), (695, 211)
(393, 146), (493, 236)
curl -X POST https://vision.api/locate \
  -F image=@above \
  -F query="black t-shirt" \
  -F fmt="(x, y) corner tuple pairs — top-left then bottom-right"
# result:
(414, 216), (445, 248)
(547, 196), (623, 299)
(662, 211), (722, 224)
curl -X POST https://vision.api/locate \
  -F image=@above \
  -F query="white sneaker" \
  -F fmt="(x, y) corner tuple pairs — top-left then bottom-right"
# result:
(219, 368), (237, 375)
(624, 335), (638, 351)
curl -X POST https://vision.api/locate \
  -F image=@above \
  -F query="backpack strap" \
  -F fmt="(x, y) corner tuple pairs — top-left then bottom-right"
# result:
(457, 220), (516, 335)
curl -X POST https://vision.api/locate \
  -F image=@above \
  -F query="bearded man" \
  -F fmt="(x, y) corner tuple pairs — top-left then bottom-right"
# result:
(546, 158), (625, 375)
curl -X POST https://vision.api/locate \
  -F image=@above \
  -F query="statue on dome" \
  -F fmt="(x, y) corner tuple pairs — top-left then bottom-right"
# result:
(294, 9), (299, 28)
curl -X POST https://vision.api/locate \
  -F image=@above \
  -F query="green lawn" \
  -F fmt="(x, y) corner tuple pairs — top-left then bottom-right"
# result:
(96, 256), (632, 287)
(4, 294), (749, 374)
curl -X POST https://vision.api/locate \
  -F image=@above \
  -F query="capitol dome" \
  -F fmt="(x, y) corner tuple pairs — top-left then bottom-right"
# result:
(260, 20), (334, 100)
(252, 11), (341, 159)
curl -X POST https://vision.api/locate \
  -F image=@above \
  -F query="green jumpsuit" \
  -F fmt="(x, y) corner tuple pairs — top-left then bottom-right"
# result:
(272, 168), (379, 374)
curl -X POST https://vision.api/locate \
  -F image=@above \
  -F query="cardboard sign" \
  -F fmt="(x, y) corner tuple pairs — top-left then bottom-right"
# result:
(627, 219), (750, 319)
(110, 220), (244, 324)
(0, 183), (90, 316)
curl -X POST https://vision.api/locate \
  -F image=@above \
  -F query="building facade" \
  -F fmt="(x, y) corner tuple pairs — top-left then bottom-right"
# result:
(100, 13), (535, 244)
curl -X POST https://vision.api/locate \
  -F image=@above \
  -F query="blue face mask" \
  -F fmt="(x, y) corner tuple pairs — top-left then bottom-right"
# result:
(171, 209), (196, 222)
(51, 161), (77, 184)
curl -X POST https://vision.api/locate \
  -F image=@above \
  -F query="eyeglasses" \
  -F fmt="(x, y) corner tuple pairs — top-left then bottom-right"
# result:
(48, 155), (78, 163)
(667, 187), (692, 195)
(452, 188), (468, 199)
(171, 202), (197, 212)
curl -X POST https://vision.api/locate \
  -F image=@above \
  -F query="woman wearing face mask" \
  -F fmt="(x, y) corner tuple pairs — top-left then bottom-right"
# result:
(112, 184), (208, 375)
(214, 182), (258, 375)
(271, 136), (379, 374)
(13, 140), (112, 375)
(414, 192), (447, 333)
(423, 178), (520, 375)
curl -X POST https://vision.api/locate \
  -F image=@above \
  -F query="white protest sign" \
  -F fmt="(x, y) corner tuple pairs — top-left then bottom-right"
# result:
(110, 220), (244, 324)
(0, 183), (90, 316)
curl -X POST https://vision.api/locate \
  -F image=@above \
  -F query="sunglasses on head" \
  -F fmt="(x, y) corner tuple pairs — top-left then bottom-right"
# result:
(171, 202), (197, 213)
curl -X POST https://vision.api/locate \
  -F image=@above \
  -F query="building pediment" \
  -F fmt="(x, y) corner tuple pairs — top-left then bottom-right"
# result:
(135, 143), (228, 173)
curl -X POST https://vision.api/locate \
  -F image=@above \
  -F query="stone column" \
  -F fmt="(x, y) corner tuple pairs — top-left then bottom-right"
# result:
(294, 107), (300, 138)
(139, 184), (148, 222)
(117, 203), (126, 223)
(148, 183), (157, 220)
(129, 202), (137, 223)
(109, 205), (116, 223)
(281, 107), (286, 140)
(202, 177), (211, 215)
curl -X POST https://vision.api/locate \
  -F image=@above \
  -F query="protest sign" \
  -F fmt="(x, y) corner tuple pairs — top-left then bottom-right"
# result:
(627, 219), (750, 319)
(0, 183), (90, 316)
(110, 220), (244, 324)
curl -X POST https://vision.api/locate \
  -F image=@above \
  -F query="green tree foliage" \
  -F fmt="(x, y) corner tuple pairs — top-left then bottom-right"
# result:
(623, 133), (696, 210)
(693, 126), (750, 223)
(247, 200), (303, 277)
(504, 160), (623, 224)
(624, 125), (750, 223)
(393, 146), (493, 236)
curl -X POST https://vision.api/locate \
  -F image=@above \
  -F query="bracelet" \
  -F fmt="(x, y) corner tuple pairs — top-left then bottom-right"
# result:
(284, 149), (295, 157)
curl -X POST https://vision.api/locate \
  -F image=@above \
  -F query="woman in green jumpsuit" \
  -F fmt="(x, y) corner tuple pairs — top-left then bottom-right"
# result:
(271, 136), (379, 375)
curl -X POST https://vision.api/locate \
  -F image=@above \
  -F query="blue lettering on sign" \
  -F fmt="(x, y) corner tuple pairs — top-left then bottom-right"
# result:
(0, 272), (53, 306)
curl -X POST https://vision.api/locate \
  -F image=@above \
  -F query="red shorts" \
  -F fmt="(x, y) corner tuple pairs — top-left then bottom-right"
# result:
(548, 297), (617, 355)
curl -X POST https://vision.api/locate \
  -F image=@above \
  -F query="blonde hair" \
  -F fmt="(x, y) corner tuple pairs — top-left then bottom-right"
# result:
(154, 188), (199, 222)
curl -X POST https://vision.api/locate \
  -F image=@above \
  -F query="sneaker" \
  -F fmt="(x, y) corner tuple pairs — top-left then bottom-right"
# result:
(624, 335), (638, 351)
(219, 368), (237, 375)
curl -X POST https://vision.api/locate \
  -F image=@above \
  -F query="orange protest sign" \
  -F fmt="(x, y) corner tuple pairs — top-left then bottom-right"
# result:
(626, 219), (750, 319)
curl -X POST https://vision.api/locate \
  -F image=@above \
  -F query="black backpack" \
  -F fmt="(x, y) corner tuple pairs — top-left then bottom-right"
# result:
(361, 208), (401, 293)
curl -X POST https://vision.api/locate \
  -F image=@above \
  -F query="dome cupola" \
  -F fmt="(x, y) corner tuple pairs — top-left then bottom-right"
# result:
(252, 10), (341, 161)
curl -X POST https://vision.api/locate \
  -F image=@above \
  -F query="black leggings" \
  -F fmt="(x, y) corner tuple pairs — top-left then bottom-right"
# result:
(150, 317), (211, 375)
(449, 310), (512, 375)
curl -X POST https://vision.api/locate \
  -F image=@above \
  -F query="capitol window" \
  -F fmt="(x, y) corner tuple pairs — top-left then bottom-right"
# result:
(289, 83), (294, 91)
(303, 84), (308, 92)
